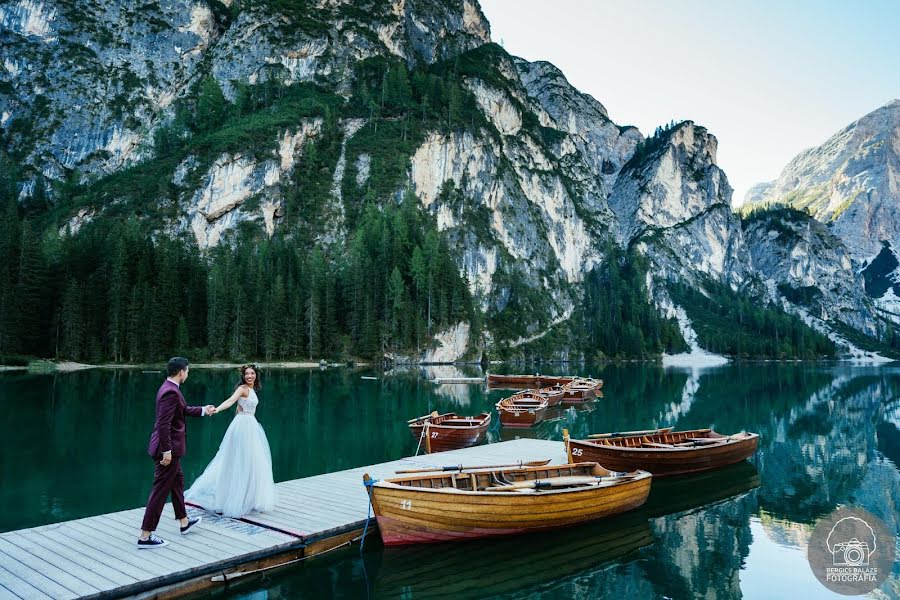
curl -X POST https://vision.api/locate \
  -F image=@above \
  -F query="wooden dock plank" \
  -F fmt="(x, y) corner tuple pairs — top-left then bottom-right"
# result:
(0, 550), (76, 599)
(32, 526), (157, 583)
(0, 439), (566, 599)
(103, 510), (261, 558)
(0, 564), (51, 600)
(71, 516), (204, 572)
(97, 514), (223, 565)
(0, 538), (100, 597)
(12, 530), (139, 588)
(1, 532), (120, 593)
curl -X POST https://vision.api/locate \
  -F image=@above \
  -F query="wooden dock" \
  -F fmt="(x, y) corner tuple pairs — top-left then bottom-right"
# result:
(0, 439), (565, 599)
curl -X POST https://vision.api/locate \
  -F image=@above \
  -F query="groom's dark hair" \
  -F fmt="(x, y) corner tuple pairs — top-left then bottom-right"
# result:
(166, 357), (190, 376)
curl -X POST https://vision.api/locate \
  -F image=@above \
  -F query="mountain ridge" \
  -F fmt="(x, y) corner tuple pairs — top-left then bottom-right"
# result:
(1, 0), (896, 362)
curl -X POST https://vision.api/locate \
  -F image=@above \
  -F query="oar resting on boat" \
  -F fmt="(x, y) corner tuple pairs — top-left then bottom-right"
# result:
(483, 473), (635, 491)
(395, 459), (551, 474)
(588, 427), (674, 439)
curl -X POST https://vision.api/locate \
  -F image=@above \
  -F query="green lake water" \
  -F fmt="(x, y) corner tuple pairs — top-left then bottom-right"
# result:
(1, 364), (898, 599)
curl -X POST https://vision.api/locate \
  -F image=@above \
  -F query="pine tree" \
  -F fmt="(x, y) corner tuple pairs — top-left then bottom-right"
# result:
(0, 194), (20, 353)
(307, 249), (325, 359)
(14, 220), (47, 354)
(175, 316), (189, 354)
(106, 234), (127, 361)
(207, 263), (228, 358)
(195, 76), (228, 132)
(60, 278), (84, 360)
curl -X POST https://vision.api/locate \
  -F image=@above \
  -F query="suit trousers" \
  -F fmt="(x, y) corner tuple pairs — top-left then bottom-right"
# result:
(140, 455), (187, 532)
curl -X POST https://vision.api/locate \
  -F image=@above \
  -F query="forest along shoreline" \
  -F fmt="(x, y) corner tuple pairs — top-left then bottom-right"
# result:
(0, 360), (367, 372)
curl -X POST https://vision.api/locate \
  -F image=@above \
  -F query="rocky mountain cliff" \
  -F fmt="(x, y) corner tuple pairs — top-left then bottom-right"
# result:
(745, 100), (900, 335)
(2, 0), (896, 361)
(745, 100), (900, 262)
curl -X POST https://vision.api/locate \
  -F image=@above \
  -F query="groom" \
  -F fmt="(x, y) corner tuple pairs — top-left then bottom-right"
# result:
(137, 357), (217, 549)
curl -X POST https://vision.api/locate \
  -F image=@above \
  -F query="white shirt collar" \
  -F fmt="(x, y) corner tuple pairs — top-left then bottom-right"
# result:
(166, 377), (180, 388)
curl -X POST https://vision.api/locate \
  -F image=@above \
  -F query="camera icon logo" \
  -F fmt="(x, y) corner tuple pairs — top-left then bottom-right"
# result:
(808, 507), (894, 595)
(832, 538), (870, 566)
(826, 517), (876, 567)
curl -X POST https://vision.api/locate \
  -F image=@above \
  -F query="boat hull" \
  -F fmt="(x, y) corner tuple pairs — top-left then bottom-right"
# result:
(496, 392), (550, 427)
(370, 471), (652, 545)
(408, 413), (491, 453)
(497, 404), (548, 427)
(567, 434), (758, 477)
(538, 389), (565, 407)
(487, 375), (575, 389)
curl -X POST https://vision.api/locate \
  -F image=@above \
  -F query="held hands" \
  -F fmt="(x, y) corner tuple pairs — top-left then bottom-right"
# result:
(204, 405), (218, 416)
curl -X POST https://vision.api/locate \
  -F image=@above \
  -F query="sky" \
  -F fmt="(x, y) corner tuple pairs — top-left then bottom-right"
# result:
(479, 0), (900, 206)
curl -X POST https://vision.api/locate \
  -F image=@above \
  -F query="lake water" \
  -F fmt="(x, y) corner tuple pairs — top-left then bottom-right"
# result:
(1, 364), (898, 599)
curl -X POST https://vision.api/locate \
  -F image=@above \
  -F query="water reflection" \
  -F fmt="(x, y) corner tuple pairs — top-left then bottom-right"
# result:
(2, 364), (898, 598)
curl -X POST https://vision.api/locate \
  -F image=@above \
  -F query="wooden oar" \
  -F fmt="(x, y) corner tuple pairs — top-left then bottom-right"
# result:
(484, 474), (637, 491)
(395, 459), (551, 474)
(587, 427), (674, 439)
(684, 433), (746, 444)
(407, 410), (440, 424)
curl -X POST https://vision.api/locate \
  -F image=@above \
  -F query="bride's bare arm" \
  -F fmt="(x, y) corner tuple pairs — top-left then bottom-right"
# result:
(216, 385), (248, 413)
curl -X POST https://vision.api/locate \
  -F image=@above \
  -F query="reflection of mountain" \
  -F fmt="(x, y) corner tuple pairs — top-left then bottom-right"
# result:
(657, 366), (900, 530)
(421, 365), (487, 406)
(635, 464), (759, 600)
(660, 368), (701, 423)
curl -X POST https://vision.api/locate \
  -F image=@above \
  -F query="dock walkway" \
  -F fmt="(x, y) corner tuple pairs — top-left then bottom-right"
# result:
(0, 439), (565, 599)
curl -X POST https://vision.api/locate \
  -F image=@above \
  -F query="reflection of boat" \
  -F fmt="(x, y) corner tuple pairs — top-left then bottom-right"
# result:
(564, 428), (759, 477)
(407, 411), (492, 453)
(363, 463), (652, 545)
(498, 425), (542, 442)
(641, 460), (761, 517)
(374, 514), (654, 599)
(487, 374), (574, 388)
(496, 391), (549, 427)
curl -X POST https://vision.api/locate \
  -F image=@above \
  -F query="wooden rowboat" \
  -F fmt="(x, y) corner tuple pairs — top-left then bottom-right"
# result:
(408, 412), (492, 453)
(496, 392), (549, 427)
(363, 462), (652, 545)
(561, 377), (603, 403)
(537, 385), (566, 407)
(536, 375), (576, 387)
(487, 374), (575, 389)
(564, 428), (759, 477)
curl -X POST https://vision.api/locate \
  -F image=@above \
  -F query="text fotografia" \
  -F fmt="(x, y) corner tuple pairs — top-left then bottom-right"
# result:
(825, 567), (879, 583)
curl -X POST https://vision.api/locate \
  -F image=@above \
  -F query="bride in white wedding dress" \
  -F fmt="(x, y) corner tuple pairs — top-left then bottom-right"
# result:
(186, 364), (276, 517)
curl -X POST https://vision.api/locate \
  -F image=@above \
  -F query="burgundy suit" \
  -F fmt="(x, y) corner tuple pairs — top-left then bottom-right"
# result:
(141, 379), (204, 532)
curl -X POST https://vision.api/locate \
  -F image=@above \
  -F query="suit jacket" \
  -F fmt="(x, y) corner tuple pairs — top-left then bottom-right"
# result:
(147, 379), (203, 458)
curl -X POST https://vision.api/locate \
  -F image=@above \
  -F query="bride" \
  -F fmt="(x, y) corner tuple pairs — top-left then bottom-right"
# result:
(186, 364), (276, 517)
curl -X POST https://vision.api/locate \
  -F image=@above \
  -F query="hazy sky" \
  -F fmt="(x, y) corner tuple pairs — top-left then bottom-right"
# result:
(479, 0), (900, 205)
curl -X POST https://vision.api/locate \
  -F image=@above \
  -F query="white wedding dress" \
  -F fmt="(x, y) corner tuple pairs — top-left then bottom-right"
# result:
(186, 389), (276, 517)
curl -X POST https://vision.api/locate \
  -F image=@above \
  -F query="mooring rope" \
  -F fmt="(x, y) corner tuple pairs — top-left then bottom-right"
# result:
(414, 425), (425, 456)
(360, 477), (379, 554)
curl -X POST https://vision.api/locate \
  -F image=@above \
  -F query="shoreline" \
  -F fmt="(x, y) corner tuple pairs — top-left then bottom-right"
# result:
(5, 360), (370, 373)
(2, 356), (896, 373)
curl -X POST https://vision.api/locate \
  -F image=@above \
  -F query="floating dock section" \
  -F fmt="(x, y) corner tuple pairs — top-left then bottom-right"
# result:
(0, 439), (565, 599)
